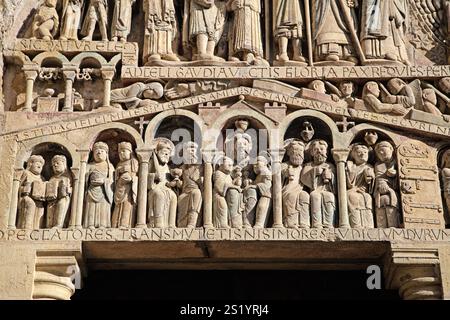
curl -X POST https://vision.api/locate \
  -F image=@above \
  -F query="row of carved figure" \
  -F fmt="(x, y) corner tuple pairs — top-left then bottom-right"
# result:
(30, 0), (420, 66)
(107, 77), (450, 120)
(16, 132), (404, 230)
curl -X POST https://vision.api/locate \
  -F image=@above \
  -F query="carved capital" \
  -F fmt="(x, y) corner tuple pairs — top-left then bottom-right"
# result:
(62, 64), (78, 82)
(77, 149), (90, 163)
(268, 148), (285, 164)
(22, 64), (39, 81)
(384, 244), (443, 300)
(33, 244), (84, 300)
(101, 66), (116, 81)
(202, 149), (219, 164)
(13, 168), (24, 181)
(332, 148), (350, 163)
(136, 148), (152, 163)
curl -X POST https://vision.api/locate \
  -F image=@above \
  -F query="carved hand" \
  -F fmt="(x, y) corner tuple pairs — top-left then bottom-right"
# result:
(391, 104), (408, 116)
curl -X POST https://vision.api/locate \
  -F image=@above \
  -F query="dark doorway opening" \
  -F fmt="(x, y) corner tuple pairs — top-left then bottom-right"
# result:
(72, 270), (400, 300)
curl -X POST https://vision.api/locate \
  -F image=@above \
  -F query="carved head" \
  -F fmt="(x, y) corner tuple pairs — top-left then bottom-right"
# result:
(254, 156), (269, 175)
(375, 141), (394, 163)
(51, 155), (67, 175)
(182, 141), (199, 165)
(300, 121), (315, 142)
(286, 140), (306, 166)
(422, 88), (437, 105)
(309, 140), (328, 165)
(364, 131), (379, 146)
(220, 156), (234, 174)
(309, 80), (326, 94)
(235, 133), (252, 165)
(170, 168), (183, 179)
(93, 142), (109, 163)
(46, 0), (57, 7)
(363, 82), (380, 98)
(438, 77), (450, 94)
(156, 141), (173, 164)
(350, 144), (369, 165)
(144, 82), (164, 100)
(118, 142), (133, 161)
(387, 78), (406, 95)
(235, 119), (249, 132)
(441, 150), (450, 168)
(27, 155), (45, 175)
(339, 81), (355, 97)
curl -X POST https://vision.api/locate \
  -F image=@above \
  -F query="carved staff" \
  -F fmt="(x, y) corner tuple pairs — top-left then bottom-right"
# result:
(336, 0), (367, 64)
(304, 0), (314, 66)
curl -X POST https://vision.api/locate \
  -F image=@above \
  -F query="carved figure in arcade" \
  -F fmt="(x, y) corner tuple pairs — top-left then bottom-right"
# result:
(111, 0), (136, 42)
(31, 0), (59, 41)
(242, 156), (272, 228)
(282, 140), (310, 228)
(273, 0), (306, 64)
(227, 0), (268, 65)
(441, 150), (450, 225)
(147, 140), (178, 228)
(225, 119), (253, 169)
(346, 144), (375, 228)
(17, 155), (46, 230)
(312, 0), (359, 65)
(46, 155), (73, 229)
(384, 78), (415, 109)
(144, 0), (180, 64)
(177, 142), (203, 228)
(110, 82), (164, 109)
(83, 142), (115, 229)
(81, 0), (109, 41)
(300, 140), (336, 228)
(360, 0), (411, 65)
(60, 0), (83, 40)
(362, 81), (408, 116)
(112, 142), (139, 229)
(182, 0), (228, 62)
(213, 156), (242, 228)
(374, 141), (400, 228)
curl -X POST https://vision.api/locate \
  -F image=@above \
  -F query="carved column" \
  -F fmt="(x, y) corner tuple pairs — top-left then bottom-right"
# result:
(62, 65), (78, 112)
(136, 149), (151, 228)
(22, 64), (39, 112)
(101, 66), (115, 108)
(68, 167), (80, 228)
(8, 168), (24, 229)
(270, 148), (284, 228)
(384, 244), (443, 300)
(332, 149), (350, 228)
(33, 245), (84, 300)
(202, 150), (214, 228)
(75, 150), (90, 229)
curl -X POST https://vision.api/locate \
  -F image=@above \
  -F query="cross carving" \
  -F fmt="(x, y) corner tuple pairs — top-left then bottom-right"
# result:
(134, 117), (150, 137)
(336, 116), (355, 133)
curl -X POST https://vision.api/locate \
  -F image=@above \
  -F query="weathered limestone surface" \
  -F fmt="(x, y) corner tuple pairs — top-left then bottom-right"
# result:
(1, 0), (450, 300)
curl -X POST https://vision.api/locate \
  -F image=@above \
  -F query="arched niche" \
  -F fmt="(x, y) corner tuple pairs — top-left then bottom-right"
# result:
(344, 123), (403, 149)
(90, 128), (139, 167)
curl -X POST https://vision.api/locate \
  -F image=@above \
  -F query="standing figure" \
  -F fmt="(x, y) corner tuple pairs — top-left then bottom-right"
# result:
(46, 155), (73, 229)
(182, 0), (228, 61)
(301, 140), (336, 228)
(312, 0), (359, 64)
(374, 141), (400, 228)
(31, 0), (59, 41)
(112, 142), (138, 229)
(143, 0), (180, 64)
(346, 144), (375, 228)
(244, 156), (272, 228)
(273, 0), (305, 63)
(441, 150), (450, 225)
(84, 142), (115, 229)
(60, 0), (83, 40)
(111, 0), (136, 42)
(282, 140), (310, 228)
(17, 156), (46, 230)
(81, 0), (108, 41)
(360, 0), (410, 65)
(178, 142), (203, 228)
(147, 140), (178, 228)
(227, 0), (267, 65)
(213, 156), (242, 228)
